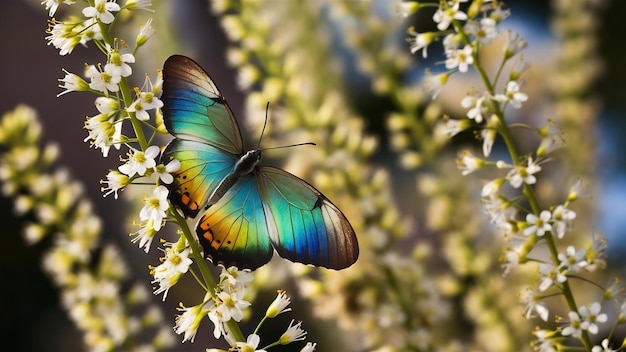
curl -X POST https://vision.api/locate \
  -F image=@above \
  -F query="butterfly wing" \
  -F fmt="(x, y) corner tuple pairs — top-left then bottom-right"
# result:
(257, 166), (359, 270)
(161, 55), (244, 217)
(161, 139), (238, 218)
(162, 55), (243, 154)
(196, 174), (274, 270)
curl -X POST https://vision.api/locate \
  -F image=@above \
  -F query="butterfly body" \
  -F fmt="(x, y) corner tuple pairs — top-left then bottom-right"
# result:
(161, 55), (358, 270)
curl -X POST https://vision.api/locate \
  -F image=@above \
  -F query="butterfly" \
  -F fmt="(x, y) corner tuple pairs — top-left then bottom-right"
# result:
(160, 55), (359, 270)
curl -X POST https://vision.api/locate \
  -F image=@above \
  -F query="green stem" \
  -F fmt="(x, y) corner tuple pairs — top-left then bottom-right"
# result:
(459, 19), (594, 351)
(168, 207), (245, 343)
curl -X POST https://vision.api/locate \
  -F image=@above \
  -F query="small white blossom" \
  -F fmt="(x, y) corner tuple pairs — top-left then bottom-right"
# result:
(300, 342), (317, 352)
(408, 30), (436, 58)
(100, 170), (129, 198)
(460, 94), (487, 123)
(151, 246), (192, 300)
(127, 91), (163, 121)
(433, 1), (467, 31)
(279, 320), (307, 345)
(520, 287), (549, 321)
(139, 185), (169, 231)
(494, 81), (528, 109)
(561, 310), (583, 338)
(538, 263), (567, 292)
(505, 31), (527, 58)
(136, 18), (155, 47)
(85, 64), (121, 94)
(84, 113), (122, 157)
(154, 159), (180, 184)
(524, 210), (552, 237)
(215, 289), (251, 323)
(558, 245), (587, 273)
(592, 339), (615, 352)
(457, 151), (484, 176)
(82, 0), (121, 24)
(424, 71), (450, 100)
(266, 290), (292, 318)
(443, 118), (471, 137)
(106, 46), (135, 78)
(57, 69), (89, 96)
(233, 334), (266, 352)
(445, 44), (474, 73)
(42, 0), (77, 16)
(551, 205), (576, 239)
(118, 146), (159, 177)
(464, 18), (498, 44)
(507, 157), (541, 188)
(174, 298), (213, 343)
(46, 19), (82, 55)
(579, 302), (607, 335)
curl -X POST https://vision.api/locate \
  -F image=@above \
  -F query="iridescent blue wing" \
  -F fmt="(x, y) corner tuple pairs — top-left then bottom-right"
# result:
(162, 55), (243, 154)
(257, 167), (359, 270)
(161, 55), (243, 217)
(196, 174), (274, 270)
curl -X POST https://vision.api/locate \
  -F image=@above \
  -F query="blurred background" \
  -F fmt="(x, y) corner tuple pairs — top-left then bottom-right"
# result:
(1, 0), (625, 351)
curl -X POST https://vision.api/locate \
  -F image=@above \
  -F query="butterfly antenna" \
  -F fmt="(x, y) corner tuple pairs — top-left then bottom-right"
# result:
(257, 102), (316, 151)
(257, 102), (270, 149)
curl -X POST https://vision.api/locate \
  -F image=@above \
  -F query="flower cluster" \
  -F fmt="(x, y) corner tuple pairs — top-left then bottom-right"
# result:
(406, 0), (624, 350)
(174, 267), (314, 351)
(0, 105), (175, 350)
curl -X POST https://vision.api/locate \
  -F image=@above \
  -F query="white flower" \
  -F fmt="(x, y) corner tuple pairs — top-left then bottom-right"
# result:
(507, 157), (541, 188)
(124, 0), (154, 12)
(505, 31), (527, 58)
(136, 18), (155, 47)
(106, 46), (135, 78)
(127, 91), (163, 121)
(460, 94), (487, 123)
(151, 245), (192, 300)
(579, 302), (607, 335)
(46, 19), (82, 55)
(85, 64), (121, 94)
(524, 210), (552, 237)
(558, 245), (587, 274)
(443, 118), (471, 137)
(445, 44), (474, 73)
(561, 310), (583, 338)
(424, 71), (450, 100)
(538, 263), (567, 292)
(57, 69), (89, 96)
(100, 170), (129, 198)
(130, 219), (157, 252)
(84, 113), (122, 157)
(551, 205), (576, 239)
(458, 151), (484, 176)
(233, 334), (266, 352)
(215, 289), (251, 323)
(118, 146), (159, 177)
(174, 299), (213, 343)
(82, 0), (121, 24)
(481, 127), (496, 157)
(42, 0), (77, 17)
(592, 339), (616, 352)
(266, 290), (292, 318)
(520, 287), (549, 321)
(432, 1), (467, 31)
(407, 30), (436, 58)
(300, 343), (317, 352)
(494, 81), (528, 109)
(219, 265), (253, 290)
(279, 320), (307, 345)
(154, 159), (180, 184)
(139, 185), (169, 231)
